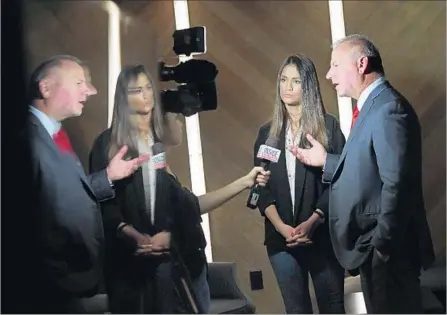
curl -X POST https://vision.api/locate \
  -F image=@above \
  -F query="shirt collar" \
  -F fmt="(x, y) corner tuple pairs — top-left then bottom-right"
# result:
(357, 76), (386, 111)
(29, 105), (61, 137)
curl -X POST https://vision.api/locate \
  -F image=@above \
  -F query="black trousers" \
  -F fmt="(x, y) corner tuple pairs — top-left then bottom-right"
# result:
(13, 289), (101, 314)
(106, 256), (176, 314)
(359, 248), (422, 314)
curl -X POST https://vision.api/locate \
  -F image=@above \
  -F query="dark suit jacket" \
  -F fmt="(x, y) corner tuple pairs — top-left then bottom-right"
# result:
(254, 114), (346, 256)
(89, 129), (175, 272)
(26, 113), (114, 306)
(323, 80), (435, 271)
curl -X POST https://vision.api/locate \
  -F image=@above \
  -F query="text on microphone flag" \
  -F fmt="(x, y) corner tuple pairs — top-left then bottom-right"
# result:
(257, 145), (281, 163)
(152, 153), (166, 169)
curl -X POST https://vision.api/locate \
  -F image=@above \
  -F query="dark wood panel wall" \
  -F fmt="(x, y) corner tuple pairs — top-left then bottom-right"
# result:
(118, 1), (193, 183)
(23, 1), (446, 313)
(185, 1), (337, 312)
(23, 1), (109, 168)
(343, 0), (446, 256)
(187, 1), (446, 313)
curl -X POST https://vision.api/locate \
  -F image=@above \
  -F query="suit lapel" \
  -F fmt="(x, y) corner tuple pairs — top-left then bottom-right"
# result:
(293, 162), (307, 224)
(29, 114), (96, 197)
(334, 81), (390, 176)
(275, 123), (294, 222)
(133, 169), (148, 215)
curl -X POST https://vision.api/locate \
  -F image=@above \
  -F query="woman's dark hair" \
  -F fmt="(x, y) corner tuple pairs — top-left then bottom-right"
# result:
(269, 54), (328, 149)
(108, 64), (165, 160)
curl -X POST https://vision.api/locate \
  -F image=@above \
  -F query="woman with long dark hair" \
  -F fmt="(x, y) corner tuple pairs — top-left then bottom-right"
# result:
(254, 54), (346, 313)
(89, 64), (176, 313)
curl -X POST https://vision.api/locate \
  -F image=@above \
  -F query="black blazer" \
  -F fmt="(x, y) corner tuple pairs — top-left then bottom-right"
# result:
(254, 114), (345, 256)
(89, 129), (175, 270)
(167, 173), (208, 279)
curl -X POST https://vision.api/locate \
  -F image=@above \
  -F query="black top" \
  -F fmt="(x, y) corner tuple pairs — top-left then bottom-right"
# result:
(89, 129), (175, 270)
(254, 114), (346, 256)
(167, 173), (208, 279)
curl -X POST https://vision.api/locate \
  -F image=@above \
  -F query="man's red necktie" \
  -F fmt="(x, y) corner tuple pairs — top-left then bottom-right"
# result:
(351, 105), (359, 130)
(53, 128), (76, 156)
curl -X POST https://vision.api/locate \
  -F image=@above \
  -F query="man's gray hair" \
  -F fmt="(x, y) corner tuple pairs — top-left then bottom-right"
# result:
(332, 34), (384, 74)
(28, 54), (84, 101)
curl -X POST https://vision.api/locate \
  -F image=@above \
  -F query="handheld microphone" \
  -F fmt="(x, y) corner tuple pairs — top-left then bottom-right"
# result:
(151, 143), (167, 170)
(246, 136), (281, 209)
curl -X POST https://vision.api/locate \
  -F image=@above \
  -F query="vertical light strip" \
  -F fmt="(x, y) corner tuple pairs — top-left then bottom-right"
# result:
(328, 0), (352, 139)
(329, 9), (367, 314)
(107, 1), (122, 127)
(173, 0), (213, 262)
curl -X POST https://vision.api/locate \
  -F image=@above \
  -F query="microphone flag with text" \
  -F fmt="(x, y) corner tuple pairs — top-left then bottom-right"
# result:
(151, 142), (167, 170)
(246, 136), (281, 209)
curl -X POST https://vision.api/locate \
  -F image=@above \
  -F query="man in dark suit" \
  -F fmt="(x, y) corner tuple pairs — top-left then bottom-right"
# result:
(292, 35), (435, 313)
(16, 55), (149, 313)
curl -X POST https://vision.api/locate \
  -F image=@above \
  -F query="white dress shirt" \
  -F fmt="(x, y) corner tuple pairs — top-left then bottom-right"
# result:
(29, 106), (61, 136)
(357, 76), (386, 112)
(285, 121), (302, 215)
(138, 137), (156, 224)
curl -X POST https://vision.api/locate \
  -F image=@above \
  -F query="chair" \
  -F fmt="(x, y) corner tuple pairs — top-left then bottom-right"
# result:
(420, 249), (446, 313)
(208, 262), (256, 314)
(81, 261), (256, 314)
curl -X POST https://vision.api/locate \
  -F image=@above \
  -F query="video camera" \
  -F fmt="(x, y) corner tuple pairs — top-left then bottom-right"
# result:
(159, 26), (218, 117)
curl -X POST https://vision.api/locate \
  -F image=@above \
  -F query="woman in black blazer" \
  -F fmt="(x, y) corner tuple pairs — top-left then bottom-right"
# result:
(254, 54), (346, 314)
(89, 64), (176, 314)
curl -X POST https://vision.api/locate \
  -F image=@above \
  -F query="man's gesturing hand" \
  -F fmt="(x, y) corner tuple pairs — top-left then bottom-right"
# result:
(106, 145), (150, 181)
(288, 134), (327, 167)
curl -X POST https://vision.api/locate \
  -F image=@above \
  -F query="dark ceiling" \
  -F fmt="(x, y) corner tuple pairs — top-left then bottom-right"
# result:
(112, 0), (150, 15)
